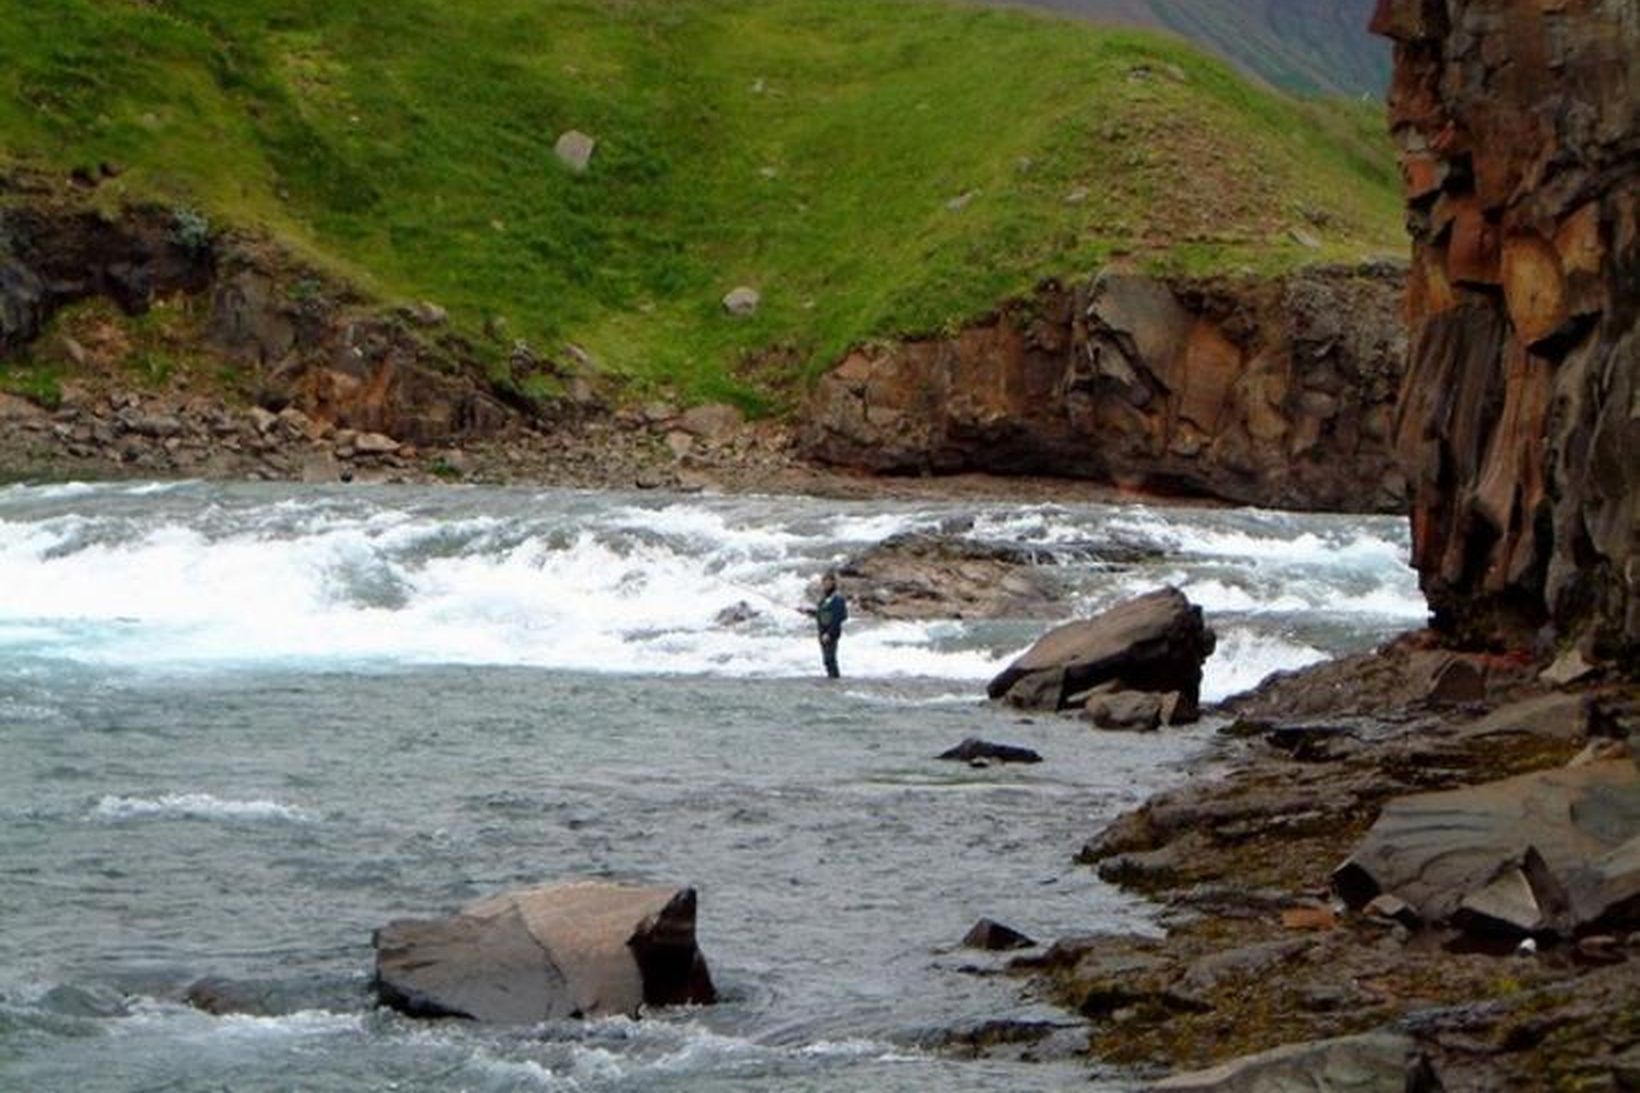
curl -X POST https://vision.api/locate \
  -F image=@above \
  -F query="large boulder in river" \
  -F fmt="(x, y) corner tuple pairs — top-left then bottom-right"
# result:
(987, 587), (1215, 722)
(373, 881), (715, 1022)
(1333, 760), (1640, 937)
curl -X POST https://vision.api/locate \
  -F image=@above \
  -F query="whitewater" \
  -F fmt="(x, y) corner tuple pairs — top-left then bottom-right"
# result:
(0, 480), (1425, 1091)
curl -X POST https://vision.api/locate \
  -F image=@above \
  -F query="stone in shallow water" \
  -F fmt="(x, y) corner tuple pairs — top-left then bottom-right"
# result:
(987, 587), (1214, 721)
(373, 881), (715, 1023)
(937, 737), (1042, 764)
(962, 918), (1036, 951)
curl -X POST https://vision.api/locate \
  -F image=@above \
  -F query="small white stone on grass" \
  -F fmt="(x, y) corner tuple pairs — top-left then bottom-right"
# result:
(722, 286), (761, 317)
(554, 130), (597, 173)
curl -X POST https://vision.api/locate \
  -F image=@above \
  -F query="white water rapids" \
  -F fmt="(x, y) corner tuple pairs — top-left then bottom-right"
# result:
(0, 480), (1426, 1093)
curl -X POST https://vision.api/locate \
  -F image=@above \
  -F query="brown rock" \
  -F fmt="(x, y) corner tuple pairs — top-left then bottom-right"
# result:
(801, 266), (1407, 513)
(373, 881), (716, 1023)
(1382, 0), (1638, 661)
(988, 587), (1215, 720)
(1086, 691), (1164, 732)
(1501, 232), (1569, 347)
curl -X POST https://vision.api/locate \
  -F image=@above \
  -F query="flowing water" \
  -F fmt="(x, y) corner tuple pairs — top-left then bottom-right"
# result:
(0, 480), (1426, 1092)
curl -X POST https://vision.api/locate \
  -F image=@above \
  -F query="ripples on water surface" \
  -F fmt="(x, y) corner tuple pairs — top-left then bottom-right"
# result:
(0, 481), (1425, 1091)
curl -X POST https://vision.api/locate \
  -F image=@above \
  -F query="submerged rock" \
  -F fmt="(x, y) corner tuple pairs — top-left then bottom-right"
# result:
(937, 737), (1043, 764)
(987, 587), (1214, 721)
(373, 881), (716, 1023)
(840, 530), (1155, 621)
(962, 918), (1037, 951)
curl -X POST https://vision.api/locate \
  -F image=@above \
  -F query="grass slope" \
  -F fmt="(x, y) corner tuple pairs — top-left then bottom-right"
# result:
(0, 0), (1403, 410)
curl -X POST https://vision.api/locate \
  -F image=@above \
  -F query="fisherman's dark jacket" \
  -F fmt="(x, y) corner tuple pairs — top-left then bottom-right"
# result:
(816, 592), (847, 641)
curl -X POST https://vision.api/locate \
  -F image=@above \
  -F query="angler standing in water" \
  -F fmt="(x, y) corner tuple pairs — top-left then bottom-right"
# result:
(805, 571), (848, 678)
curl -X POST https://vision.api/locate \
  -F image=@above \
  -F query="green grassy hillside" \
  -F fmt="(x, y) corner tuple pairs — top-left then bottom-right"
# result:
(0, 0), (1403, 410)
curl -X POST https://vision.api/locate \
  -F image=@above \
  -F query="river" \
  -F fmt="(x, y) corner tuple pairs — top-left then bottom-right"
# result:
(0, 480), (1425, 1091)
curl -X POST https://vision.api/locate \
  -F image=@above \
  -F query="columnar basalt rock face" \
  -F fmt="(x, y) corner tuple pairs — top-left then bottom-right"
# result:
(801, 265), (1409, 513)
(1374, 0), (1638, 661)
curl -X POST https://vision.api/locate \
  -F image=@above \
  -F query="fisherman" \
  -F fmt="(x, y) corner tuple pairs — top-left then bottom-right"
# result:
(805, 571), (848, 678)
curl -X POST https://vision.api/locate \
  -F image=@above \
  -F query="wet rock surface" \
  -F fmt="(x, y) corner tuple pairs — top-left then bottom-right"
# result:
(937, 738), (1044, 765)
(373, 882), (715, 1023)
(836, 528), (1159, 621)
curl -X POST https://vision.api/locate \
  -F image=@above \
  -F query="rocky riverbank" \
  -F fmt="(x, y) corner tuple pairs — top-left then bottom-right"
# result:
(1001, 638), (1639, 1089)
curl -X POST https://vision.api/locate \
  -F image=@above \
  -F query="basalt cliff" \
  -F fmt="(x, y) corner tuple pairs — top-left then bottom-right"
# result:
(980, 7), (1638, 1088)
(1378, 0), (1638, 664)
(802, 264), (1409, 513)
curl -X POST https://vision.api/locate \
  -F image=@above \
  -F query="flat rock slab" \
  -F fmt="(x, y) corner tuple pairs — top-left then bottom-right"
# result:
(1149, 1032), (1439, 1092)
(1334, 759), (1640, 935)
(373, 881), (715, 1022)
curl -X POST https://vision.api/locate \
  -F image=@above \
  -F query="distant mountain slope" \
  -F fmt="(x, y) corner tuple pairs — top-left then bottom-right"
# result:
(981, 0), (1390, 96)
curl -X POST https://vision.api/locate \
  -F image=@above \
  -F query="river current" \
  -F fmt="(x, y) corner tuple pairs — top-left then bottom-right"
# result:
(0, 480), (1425, 1091)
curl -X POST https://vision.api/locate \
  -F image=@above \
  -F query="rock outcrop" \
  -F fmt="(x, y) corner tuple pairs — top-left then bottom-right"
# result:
(987, 587), (1215, 721)
(0, 188), (552, 450)
(803, 265), (1407, 513)
(1333, 759), (1640, 936)
(0, 203), (211, 354)
(373, 881), (716, 1023)
(837, 529), (1157, 621)
(1375, 0), (1639, 662)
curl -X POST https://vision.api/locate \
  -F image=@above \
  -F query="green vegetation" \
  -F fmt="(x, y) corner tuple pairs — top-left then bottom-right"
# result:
(0, 0), (1404, 410)
(0, 359), (64, 409)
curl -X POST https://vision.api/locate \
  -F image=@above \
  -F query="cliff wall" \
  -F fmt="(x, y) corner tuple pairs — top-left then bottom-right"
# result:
(802, 265), (1409, 513)
(1374, 0), (1638, 660)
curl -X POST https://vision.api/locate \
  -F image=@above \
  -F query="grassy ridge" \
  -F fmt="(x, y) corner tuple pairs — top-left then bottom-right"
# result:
(0, 0), (1403, 410)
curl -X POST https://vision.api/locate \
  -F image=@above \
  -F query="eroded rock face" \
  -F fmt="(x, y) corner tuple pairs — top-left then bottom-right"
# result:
(802, 265), (1407, 513)
(373, 882), (716, 1023)
(0, 204), (212, 354)
(1374, 0), (1639, 661)
(0, 193), (526, 449)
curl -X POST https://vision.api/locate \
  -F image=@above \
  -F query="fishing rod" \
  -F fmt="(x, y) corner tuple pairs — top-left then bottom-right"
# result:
(714, 572), (821, 620)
